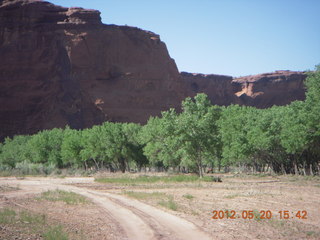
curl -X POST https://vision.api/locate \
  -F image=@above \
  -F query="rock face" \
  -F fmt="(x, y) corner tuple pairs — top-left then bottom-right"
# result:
(182, 70), (307, 108)
(0, 0), (185, 139)
(181, 72), (239, 105)
(0, 0), (308, 140)
(232, 71), (307, 107)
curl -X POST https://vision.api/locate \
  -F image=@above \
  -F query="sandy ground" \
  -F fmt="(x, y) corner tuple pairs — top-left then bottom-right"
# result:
(0, 174), (320, 240)
(0, 177), (210, 240)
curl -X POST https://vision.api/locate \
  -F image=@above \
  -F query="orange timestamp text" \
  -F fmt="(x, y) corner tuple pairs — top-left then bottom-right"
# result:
(211, 210), (308, 220)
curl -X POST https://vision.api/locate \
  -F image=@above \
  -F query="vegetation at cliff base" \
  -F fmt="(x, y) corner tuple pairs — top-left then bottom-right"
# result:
(0, 66), (319, 177)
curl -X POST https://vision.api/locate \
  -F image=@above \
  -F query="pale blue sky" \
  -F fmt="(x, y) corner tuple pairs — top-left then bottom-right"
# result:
(50, 0), (320, 77)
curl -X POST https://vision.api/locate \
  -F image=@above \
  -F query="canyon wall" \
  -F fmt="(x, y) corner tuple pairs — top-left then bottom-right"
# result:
(182, 70), (307, 108)
(0, 0), (186, 139)
(0, 0), (307, 140)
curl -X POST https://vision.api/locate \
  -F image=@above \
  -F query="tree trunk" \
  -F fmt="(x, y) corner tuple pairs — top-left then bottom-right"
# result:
(92, 158), (99, 170)
(196, 147), (203, 178)
(99, 161), (104, 169)
(211, 160), (214, 173)
(310, 164), (314, 176)
(281, 163), (286, 175)
(269, 163), (274, 173)
(119, 157), (126, 173)
(302, 161), (307, 175)
(198, 164), (203, 178)
(197, 156), (203, 178)
(294, 160), (299, 175)
(84, 161), (88, 171)
(109, 164), (115, 173)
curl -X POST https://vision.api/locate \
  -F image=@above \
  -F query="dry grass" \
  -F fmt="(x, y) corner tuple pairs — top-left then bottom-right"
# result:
(38, 189), (89, 205)
(95, 173), (320, 239)
(0, 208), (69, 240)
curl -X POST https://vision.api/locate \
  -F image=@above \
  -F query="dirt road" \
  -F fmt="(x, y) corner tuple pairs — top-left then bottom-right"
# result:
(0, 177), (212, 240)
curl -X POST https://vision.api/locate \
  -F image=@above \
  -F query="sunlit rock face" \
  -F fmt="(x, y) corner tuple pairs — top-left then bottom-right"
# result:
(181, 70), (306, 108)
(0, 0), (186, 139)
(0, 0), (307, 139)
(231, 71), (306, 107)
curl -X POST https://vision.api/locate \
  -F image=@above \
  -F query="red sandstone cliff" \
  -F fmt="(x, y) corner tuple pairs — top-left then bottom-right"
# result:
(232, 71), (306, 107)
(182, 70), (307, 108)
(0, 0), (308, 140)
(0, 0), (185, 139)
(181, 72), (239, 105)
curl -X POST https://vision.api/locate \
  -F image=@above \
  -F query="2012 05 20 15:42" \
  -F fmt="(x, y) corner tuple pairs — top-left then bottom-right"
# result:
(211, 210), (308, 220)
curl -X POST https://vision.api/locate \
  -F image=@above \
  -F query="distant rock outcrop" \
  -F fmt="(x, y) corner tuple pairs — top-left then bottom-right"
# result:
(0, 0), (308, 140)
(232, 70), (307, 107)
(181, 72), (239, 105)
(182, 70), (307, 108)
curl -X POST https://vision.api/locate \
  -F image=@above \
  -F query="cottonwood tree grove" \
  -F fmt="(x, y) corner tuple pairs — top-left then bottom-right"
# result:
(0, 67), (319, 176)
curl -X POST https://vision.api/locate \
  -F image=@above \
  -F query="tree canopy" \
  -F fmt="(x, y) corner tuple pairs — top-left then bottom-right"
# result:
(1, 66), (319, 176)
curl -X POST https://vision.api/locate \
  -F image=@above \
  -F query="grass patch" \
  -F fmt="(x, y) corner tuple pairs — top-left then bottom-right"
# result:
(306, 231), (315, 236)
(302, 175), (320, 181)
(158, 196), (178, 211)
(0, 208), (69, 239)
(123, 191), (166, 200)
(0, 208), (16, 224)
(95, 174), (215, 184)
(224, 193), (240, 199)
(0, 208), (45, 225)
(223, 209), (234, 218)
(183, 193), (194, 200)
(0, 170), (14, 177)
(39, 189), (89, 205)
(123, 190), (179, 211)
(0, 184), (20, 192)
(43, 225), (69, 240)
(287, 175), (320, 183)
(251, 173), (270, 177)
(225, 190), (263, 199)
(268, 218), (286, 229)
(20, 210), (46, 224)
(253, 209), (262, 221)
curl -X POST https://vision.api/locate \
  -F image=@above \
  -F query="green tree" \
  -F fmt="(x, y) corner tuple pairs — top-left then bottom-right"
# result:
(140, 109), (181, 170)
(304, 66), (320, 159)
(177, 93), (221, 177)
(122, 123), (148, 171)
(80, 126), (109, 170)
(280, 101), (309, 174)
(61, 128), (84, 168)
(247, 107), (287, 173)
(27, 129), (64, 167)
(218, 105), (254, 168)
(0, 135), (31, 168)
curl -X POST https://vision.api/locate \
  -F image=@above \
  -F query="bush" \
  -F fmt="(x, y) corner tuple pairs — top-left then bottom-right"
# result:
(15, 161), (56, 175)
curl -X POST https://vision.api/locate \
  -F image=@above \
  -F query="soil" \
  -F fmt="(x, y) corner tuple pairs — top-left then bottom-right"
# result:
(0, 174), (319, 240)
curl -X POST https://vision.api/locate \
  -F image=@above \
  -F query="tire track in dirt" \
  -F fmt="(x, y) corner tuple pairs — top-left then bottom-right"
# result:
(88, 191), (171, 240)
(0, 177), (212, 240)
(89, 191), (212, 240)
